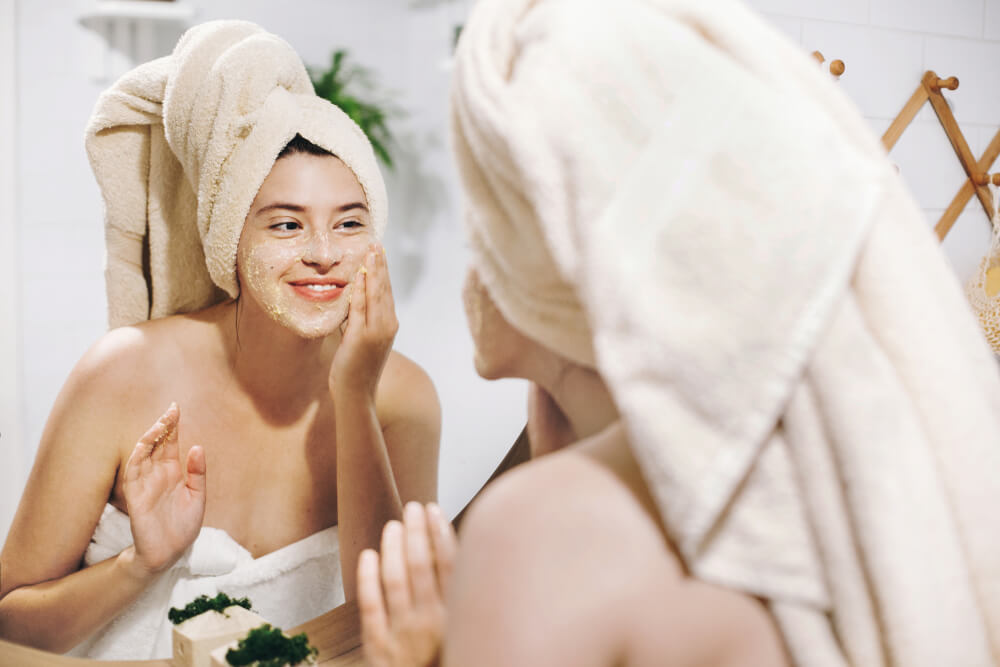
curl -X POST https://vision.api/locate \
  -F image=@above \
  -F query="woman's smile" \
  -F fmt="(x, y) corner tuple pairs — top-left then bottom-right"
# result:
(289, 278), (348, 302)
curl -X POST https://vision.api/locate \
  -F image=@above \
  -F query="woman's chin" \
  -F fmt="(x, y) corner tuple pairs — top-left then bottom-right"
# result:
(273, 308), (348, 340)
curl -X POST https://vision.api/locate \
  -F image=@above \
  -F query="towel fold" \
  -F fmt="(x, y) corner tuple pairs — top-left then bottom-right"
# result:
(451, 0), (1000, 663)
(86, 20), (388, 328)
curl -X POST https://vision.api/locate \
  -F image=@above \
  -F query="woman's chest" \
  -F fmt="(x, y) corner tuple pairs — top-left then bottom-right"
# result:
(114, 394), (340, 558)
(195, 403), (339, 553)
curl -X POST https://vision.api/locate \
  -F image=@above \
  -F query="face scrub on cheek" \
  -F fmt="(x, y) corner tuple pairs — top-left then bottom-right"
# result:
(237, 234), (370, 339)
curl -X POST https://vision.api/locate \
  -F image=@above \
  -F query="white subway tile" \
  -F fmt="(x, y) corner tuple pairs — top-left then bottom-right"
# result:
(803, 22), (924, 118)
(759, 13), (803, 44)
(940, 200), (995, 284)
(742, 0), (869, 24)
(968, 124), (1000, 158)
(871, 0), (985, 39)
(987, 0), (1000, 39)
(890, 120), (973, 209)
(924, 37), (1000, 124)
(19, 219), (105, 281)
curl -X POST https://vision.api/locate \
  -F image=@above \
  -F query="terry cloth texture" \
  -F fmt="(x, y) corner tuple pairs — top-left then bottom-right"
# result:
(451, 0), (1000, 664)
(86, 20), (388, 328)
(67, 504), (344, 660)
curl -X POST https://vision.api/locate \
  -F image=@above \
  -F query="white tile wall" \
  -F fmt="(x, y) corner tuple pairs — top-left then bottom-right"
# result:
(889, 120), (974, 209)
(802, 21), (924, 119)
(744, 0), (869, 25)
(759, 13), (803, 44)
(871, 0), (986, 38)
(940, 200), (996, 284)
(987, 0), (1000, 39)
(924, 36), (1000, 124)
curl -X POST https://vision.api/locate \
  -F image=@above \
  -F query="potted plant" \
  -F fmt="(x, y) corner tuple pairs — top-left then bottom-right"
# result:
(309, 50), (396, 169)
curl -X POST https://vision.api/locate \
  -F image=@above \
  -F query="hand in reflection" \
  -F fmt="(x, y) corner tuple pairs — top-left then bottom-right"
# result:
(331, 244), (398, 400)
(358, 502), (457, 667)
(122, 402), (207, 578)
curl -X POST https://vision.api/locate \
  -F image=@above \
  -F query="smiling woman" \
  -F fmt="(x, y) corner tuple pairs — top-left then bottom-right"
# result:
(238, 138), (375, 338)
(0, 21), (440, 660)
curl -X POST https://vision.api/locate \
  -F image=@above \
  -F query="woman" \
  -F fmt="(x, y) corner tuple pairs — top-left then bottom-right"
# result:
(0, 21), (440, 659)
(360, 0), (1000, 665)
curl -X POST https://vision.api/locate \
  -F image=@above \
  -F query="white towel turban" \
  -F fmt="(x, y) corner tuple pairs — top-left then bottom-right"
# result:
(86, 20), (388, 328)
(452, 0), (1000, 664)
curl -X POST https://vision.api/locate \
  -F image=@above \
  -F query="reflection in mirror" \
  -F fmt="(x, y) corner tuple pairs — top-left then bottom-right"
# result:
(1, 1), (526, 661)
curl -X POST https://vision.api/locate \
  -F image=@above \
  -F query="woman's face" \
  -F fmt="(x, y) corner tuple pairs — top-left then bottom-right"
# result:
(237, 152), (373, 338)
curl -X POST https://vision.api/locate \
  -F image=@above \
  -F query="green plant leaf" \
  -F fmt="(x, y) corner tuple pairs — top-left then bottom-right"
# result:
(308, 49), (396, 169)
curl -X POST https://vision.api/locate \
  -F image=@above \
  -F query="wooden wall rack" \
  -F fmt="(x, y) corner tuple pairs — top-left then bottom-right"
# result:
(882, 71), (1000, 240)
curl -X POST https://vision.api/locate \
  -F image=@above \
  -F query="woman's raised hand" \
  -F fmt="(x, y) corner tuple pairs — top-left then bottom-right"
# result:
(331, 243), (398, 399)
(358, 502), (457, 667)
(121, 403), (206, 579)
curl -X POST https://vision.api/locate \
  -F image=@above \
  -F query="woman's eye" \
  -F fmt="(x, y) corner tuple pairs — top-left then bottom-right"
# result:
(271, 221), (301, 232)
(339, 220), (364, 230)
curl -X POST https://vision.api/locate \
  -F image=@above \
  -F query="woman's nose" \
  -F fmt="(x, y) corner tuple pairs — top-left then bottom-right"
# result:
(300, 231), (342, 270)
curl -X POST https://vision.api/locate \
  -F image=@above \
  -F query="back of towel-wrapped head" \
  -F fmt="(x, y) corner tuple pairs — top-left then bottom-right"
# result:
(451, 0), (900, 550)
(87, 20), (388, 328)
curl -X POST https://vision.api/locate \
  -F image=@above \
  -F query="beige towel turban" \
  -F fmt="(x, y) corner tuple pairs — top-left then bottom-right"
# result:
(452, 0), (1000, 664)
(86, 20), (388, 328)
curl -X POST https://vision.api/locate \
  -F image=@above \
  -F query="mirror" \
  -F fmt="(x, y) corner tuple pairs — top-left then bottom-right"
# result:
(2, 0), (528, 545)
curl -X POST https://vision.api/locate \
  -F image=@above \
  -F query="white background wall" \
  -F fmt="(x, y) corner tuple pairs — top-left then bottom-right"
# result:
(3, 0), (1000, 541)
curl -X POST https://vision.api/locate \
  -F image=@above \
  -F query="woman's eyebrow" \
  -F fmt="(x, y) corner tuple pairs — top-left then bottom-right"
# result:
(255, 202), (307, 214)
(337, 202), (369, 213)
(255, 202), (369, 215)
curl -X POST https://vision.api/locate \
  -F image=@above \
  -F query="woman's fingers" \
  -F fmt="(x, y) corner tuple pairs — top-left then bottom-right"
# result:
(380, 520), (412, 619)
(123, 441), (146, 486)
(426, 503), (457, 599)
(358, 549), (391, 655)
(185, 445), (207, 496)
(403, 502), (438, 609)
(369, 245), (398, 335)
(356, 266), (368, 328)
(158, 402), (181, 463)
(127, 402), (177, 483)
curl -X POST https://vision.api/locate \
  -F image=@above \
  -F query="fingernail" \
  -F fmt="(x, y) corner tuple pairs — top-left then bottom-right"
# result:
(404, 501), (422, 521)
(359, 548), (378, 569)
(384, 520), (402, 539)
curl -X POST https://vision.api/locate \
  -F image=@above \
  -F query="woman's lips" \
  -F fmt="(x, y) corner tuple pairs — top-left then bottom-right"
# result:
(289, 281), (346, 302)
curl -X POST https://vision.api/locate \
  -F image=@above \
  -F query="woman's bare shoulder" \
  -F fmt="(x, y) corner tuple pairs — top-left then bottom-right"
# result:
(376, 350), (440, 419)
(70, 312), (221, 395)
(51, 313), (224, 451)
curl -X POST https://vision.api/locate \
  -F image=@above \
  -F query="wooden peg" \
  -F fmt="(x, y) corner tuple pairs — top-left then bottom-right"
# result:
(829, 59), (845, 76)
(972, 173), (1000, 186)
(812, 50), (824, 64)
(931, 76), (959, 92)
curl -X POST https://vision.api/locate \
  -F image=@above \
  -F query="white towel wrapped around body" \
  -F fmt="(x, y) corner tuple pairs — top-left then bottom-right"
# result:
(67, 505), (343, 660)
(451, 0), (1000, 664)
(86, 20), (388, 327)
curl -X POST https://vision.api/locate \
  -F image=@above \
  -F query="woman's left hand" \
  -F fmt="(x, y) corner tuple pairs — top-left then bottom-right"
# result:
(358, 502), (457, 667)
(330, 243), (398, 400)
